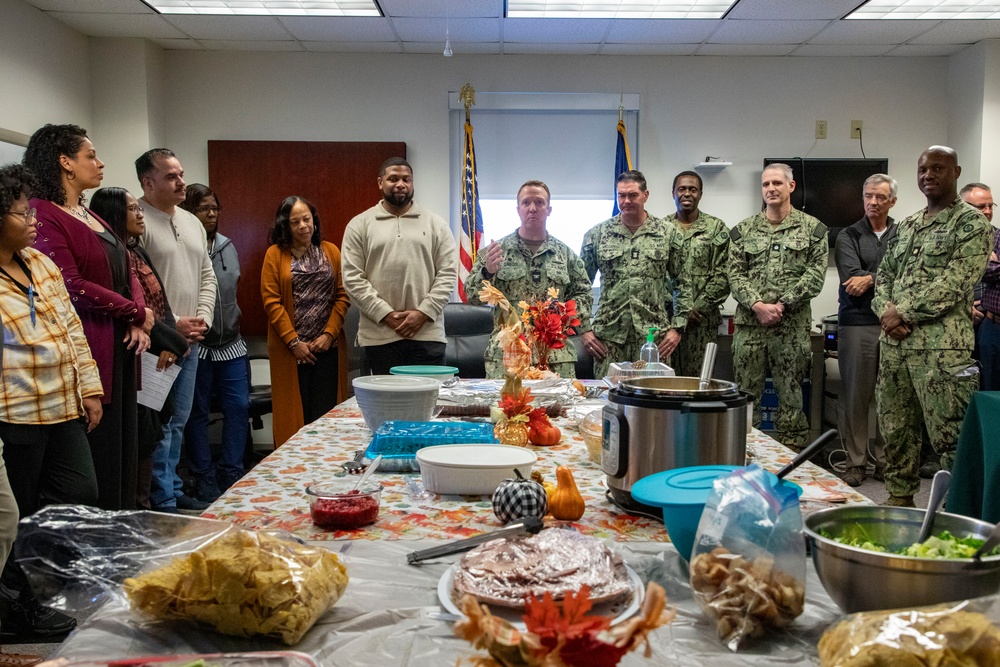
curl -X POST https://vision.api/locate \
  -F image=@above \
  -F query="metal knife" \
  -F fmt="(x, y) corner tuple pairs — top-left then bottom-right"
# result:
(406, 516), (544, 565)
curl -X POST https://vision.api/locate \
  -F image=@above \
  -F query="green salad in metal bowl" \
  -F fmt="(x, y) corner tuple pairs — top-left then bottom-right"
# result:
(820, 525), (1000, 559)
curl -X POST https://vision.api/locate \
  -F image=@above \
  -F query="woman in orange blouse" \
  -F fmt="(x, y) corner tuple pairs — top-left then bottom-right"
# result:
(261, 196), (350, 447)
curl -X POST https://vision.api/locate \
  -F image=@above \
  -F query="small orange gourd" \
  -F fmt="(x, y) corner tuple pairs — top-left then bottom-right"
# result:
(549, 465), (585, 521)
(528, 422), (561, 446)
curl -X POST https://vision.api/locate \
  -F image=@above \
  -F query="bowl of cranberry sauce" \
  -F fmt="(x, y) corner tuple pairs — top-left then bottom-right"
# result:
(306, 480), (383, 529)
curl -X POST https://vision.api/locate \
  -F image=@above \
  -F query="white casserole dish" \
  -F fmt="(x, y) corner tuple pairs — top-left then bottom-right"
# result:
(416, 444), (538, 495)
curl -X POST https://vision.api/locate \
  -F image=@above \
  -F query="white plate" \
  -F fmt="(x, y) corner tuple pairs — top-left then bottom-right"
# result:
(437, 562), (643, 630)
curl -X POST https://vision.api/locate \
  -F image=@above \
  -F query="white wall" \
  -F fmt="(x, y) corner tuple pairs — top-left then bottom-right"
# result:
(0, 0), (91, 137)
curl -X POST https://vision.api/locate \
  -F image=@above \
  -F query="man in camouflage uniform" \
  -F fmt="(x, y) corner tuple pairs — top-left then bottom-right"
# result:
(873, 146), (993, 507)
(729, 163), (827, 450)
(579, 170), (689, 378)
(465, 180), (592, 378)
(665, 170), (730, 377)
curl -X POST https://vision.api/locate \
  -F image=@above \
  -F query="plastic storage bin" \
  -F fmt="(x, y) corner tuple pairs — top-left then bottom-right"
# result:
(363, 420), (497, 472)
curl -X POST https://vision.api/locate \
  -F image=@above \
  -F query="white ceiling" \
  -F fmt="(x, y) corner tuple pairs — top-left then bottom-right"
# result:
(20, 0), (1000, 56)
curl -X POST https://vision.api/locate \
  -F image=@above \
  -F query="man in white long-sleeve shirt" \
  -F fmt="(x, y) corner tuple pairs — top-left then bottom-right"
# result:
(341, 157), (457, 375)
(136, 148), (217, 513)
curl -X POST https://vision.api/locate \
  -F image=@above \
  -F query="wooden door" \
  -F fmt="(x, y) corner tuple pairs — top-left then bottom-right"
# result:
(207, 140), (406, 336)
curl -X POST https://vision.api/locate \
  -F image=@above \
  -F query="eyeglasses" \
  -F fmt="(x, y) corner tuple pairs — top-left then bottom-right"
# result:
(126, 204), (142, 214)
(6, 208), (35, 222)
(195, 205), (221, 214)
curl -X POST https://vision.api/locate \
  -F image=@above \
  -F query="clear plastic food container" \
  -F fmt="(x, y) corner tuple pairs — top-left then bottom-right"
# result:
(363, 420), (497, 472)
(306, 479), (382, 529)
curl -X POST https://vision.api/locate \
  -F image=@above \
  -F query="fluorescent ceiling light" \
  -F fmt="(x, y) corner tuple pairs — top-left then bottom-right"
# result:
(506, 1), (736, 19)
(149, 1), (381, 16)
(847, 0), (1000, 19)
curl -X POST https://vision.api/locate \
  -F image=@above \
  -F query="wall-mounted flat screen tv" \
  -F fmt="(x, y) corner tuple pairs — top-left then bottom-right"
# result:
(763, 157), (889, 245)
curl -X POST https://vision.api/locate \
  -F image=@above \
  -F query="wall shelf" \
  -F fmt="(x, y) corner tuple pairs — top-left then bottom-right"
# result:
(693, 161), (732, 171)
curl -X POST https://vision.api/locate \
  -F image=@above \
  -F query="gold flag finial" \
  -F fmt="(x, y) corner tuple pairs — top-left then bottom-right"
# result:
(460, 83), (476, 123)
(618, 92), (624, 123)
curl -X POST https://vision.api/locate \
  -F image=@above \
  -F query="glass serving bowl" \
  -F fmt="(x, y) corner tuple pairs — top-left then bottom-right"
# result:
(306, 480), (383, 529)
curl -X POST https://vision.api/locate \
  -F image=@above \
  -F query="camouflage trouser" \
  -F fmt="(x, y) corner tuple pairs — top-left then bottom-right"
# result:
(733, 324), (811, 450)
(876, 345), (978, 498)
(484, 337), (577, 379)
(672, 313), (721, 378)
(592, 326), (647, 379)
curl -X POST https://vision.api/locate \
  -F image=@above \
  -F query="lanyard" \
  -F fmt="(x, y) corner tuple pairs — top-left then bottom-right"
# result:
(0, 255), (37, 326)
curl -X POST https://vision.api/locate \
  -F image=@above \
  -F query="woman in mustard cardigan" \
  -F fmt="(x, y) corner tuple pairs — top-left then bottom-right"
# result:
(261, 196), (350, 447)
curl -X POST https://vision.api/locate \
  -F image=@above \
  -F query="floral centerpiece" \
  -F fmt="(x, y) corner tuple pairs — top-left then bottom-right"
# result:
(455, 582), (675, 667)
(478, 282), (581, 378)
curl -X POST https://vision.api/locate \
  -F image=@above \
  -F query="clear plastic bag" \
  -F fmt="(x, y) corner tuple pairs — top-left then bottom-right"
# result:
(15, 505), (348, 645)
(818, 595), (1000, 666)
(688, 464), (806, 651)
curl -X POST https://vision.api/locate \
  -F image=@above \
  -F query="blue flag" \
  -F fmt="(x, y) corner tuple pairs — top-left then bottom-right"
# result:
(612, 119), (633, 216)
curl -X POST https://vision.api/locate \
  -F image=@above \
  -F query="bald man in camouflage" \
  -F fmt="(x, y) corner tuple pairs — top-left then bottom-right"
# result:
(874, 146), (993, 507)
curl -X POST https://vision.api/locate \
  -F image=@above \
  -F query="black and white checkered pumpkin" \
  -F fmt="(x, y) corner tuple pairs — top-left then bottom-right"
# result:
(492, 468), (547, 524)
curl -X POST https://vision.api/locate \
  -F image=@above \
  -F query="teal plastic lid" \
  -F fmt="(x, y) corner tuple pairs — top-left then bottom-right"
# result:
(389, 365), (459, 376)
(630, 466), (741, 507)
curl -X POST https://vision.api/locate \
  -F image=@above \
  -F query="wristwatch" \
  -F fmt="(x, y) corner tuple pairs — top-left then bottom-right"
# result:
(481, 266), (496, 279)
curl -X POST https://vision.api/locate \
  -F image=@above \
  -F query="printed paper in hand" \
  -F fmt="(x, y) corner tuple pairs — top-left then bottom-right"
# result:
(137, 351), (182, 411)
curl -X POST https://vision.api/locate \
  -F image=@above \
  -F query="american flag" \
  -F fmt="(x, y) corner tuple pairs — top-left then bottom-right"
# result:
(458, 120), (484, 302)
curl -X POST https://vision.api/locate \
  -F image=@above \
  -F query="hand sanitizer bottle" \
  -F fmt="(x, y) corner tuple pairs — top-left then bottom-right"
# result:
(639, 327), (659, 364)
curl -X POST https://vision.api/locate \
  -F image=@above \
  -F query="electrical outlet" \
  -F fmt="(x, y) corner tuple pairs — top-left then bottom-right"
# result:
(815, 120), (828, 140)
(851, 120), (863, 139)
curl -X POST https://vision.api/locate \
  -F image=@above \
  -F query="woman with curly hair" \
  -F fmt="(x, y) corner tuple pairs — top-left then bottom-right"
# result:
(90, 187), (189, 510)
(23, 124), (153, 511)
(261, 196), (350, 447)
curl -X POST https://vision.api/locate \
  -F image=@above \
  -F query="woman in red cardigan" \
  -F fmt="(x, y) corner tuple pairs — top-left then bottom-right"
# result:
(23, 124), (153, 511)
(261, 196), (350, 447)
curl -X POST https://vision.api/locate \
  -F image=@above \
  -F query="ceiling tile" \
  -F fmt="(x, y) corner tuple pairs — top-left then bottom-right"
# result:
(503, 42), (601, 54)
(600, 42), (700, 55)
(503, 18), (611, 42)
(164, 15), (291, 39)
(401, 41), (502, 54)
(303, 40), (402, 52)
(908, 20), (1000, 44)
(791, 43), (895, 56)
(378, 0), (502, 18)
(23, 0), (152, 11)
(198, 39), (305, 51)
(389, 17), (501, 42)
(604, 18), (718, 42)
(45, 12), (187, 38)
(726, 0), (860, 20)
(279, 16), (397, 40)
(697, 42), (796, 55)
(152, 38), (207, 49)
(807, 19), (939, 44)
(885, 43), (969, 56)
(709, 18), (829, 43)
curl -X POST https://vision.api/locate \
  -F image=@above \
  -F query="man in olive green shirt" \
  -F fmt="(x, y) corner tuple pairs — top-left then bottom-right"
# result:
(465, 180), (592, 378)
(729, 163), (827, 450)
(665, 171), (730, 377)
(580, 170), (689, 378)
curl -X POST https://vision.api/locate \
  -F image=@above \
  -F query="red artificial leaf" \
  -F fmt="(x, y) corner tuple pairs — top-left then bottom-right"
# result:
(527, 407), (551, 431)
(559, 631), (630, 667)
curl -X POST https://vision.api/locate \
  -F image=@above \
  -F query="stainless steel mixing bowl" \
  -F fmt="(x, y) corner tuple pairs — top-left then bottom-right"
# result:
(804, 505), (1000, 613)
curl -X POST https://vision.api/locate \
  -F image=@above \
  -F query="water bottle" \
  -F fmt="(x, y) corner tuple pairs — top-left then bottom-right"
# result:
(639, 327), (659, 364)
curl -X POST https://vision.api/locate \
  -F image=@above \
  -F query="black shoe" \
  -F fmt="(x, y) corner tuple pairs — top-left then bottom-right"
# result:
(194, 476), (222, 503)
(217, 469), (245, 492)
(873, 466), (886, 482)
(176, 493), (210, 511)
(150, 504), (179, 514)
(0, 594), (76, 639)
(842, 466), (865, 488)
(918, 460), (942, 479)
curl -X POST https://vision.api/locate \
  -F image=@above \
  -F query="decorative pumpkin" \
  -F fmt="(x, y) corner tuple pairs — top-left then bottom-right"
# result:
(492, 468), (548, 524)
(494, 418), (529, 447)
(549, 465), (585, 521)
(528, 422), (561, 446)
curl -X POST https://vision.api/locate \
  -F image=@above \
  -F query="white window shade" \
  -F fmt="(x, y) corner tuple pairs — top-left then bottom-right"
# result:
(450, 92), (640, 200)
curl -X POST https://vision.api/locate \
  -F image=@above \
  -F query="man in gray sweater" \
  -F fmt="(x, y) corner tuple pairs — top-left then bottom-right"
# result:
(835, 173), (897, 487)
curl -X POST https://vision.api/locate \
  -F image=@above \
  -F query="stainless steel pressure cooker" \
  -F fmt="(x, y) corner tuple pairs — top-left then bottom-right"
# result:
(602, 376), (749, 513)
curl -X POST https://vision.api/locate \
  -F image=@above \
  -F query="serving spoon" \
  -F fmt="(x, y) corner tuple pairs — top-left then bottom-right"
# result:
(916, 469), (951, 544)
(973, 521), (1000, 560)
(353, 454), (382, 491)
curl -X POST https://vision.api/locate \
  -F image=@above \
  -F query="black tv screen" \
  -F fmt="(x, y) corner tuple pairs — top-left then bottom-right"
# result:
(763, 158), (889, 244)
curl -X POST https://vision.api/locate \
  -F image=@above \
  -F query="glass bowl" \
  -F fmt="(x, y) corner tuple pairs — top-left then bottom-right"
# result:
(306, 480), (383, 529)
(579, 408), (604, 463)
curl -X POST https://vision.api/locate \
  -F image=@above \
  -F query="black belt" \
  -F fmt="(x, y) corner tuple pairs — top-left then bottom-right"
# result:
(988, 311), (999, 323)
